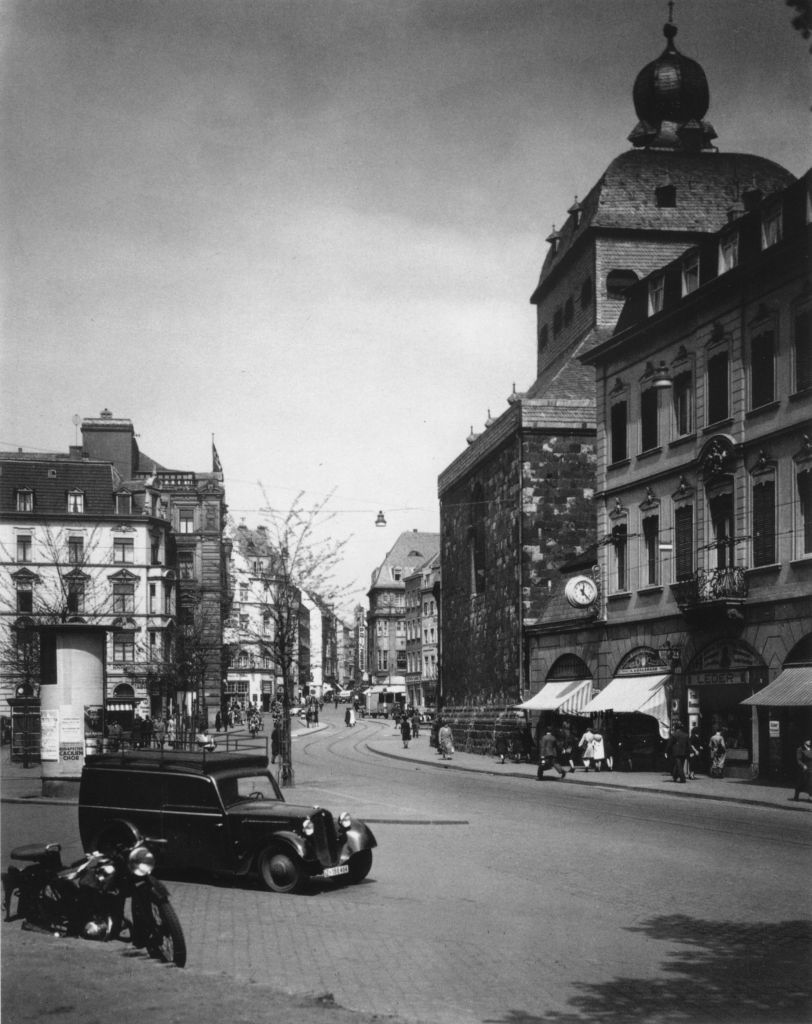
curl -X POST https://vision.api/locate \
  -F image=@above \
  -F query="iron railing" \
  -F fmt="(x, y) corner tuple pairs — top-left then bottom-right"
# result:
(672, 566), (748, 607)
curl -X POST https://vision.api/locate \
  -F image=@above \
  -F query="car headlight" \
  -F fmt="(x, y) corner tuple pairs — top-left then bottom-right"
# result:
(128, 845), (155, 877)
(302, 817), (315, 836)
(338, 811), (352, 830)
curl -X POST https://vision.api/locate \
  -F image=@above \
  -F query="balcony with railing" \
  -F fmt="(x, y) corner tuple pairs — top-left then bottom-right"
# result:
(671, 566), (748, 622)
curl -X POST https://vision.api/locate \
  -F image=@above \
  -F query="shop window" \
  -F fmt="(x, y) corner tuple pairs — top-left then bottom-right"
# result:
(752, 479), (776, 567)
(16, 489), (33, 512)
(610, 401), (628, 463)
(674, 505), (694, 580)
(750, 332), (775, 409)
(640, 388), (659, 452)
(707, 352), (729, 424)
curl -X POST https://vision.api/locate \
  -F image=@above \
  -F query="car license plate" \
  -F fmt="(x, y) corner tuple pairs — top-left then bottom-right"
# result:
(323, 864), (349, 878)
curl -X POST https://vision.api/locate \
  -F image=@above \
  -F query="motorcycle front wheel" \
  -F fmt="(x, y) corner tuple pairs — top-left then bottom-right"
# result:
(133, 888), (187, 967)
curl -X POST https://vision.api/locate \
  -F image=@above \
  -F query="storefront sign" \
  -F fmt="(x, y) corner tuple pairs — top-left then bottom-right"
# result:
(40, 709), (59, 761)
(59, 744), (84, 762)
(769, 720), (780, 738)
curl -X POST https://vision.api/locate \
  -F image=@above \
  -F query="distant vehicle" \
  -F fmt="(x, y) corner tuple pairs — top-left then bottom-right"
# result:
(335, 689), (353, 703)
(363, 683), (407, 718)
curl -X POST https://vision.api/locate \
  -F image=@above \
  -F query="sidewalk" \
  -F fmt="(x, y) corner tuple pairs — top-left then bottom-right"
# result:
(0, 719), (327, 804)
(363, 724), (811, 813)
(2, 719), (808, 812)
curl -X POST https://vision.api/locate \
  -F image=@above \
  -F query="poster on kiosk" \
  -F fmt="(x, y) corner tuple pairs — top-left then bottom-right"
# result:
(38, 624), (107, 797)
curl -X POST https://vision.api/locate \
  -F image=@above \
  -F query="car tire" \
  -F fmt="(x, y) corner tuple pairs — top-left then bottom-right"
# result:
(258, 848), (305, 894)
(347, 849), (372, 884)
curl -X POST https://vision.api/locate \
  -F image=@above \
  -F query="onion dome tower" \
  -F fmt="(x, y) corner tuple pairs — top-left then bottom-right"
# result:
(628, 12), (717, 152)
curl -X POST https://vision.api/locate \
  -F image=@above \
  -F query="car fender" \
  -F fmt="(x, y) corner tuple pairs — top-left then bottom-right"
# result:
(342, 822), (377, 854)
(91, 818), (142, 854)
(254, 830), (308, 864)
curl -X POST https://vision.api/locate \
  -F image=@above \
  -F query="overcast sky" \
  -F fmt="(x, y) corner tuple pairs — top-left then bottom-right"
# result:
(1, 0), (808, 612)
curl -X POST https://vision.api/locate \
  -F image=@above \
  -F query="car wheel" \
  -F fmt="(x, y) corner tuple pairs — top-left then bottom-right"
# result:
(347, 849), (372, 884)
(258, 848), (305, 894)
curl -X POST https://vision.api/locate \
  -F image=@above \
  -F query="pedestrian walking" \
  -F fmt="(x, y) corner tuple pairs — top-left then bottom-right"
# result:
(709, 727), (726, 778)
(536, 726), (567, 780)
(131, 716), (143, 749)
(558, 727), (576, 773)
(166, 717), (176, 749)
(602, 728), (615, 771)
(793, 738), (812, 801)
(438, 721), (454, 759)
(348, 706), (356, 727)
(153, 717), (166, 749)
(666, 721), (689, 783)
(400, 716), (412, 749)
(411, 713), (420, 739)
(591, 727), (606, 772)
(215, 712), (222, 733)
(687, 725), (701, 779)
(578, 725), (596, 771)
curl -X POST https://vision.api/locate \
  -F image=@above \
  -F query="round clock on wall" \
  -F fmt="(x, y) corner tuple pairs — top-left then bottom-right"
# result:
(564, 575), (598, 608)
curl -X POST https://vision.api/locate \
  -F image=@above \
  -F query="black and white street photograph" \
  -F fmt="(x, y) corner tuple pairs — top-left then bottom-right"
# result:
(1, 2), (810, 1023)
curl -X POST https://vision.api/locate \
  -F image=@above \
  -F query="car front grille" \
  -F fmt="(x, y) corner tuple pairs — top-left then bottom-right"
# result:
(310, 808), (338, 867)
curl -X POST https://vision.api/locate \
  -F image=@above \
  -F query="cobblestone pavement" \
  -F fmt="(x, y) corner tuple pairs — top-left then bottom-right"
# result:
(2, 712), (810, 1024)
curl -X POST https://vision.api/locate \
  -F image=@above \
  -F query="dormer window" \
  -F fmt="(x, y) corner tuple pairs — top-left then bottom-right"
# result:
(391, 567), (402, 582)
(116, 492), (132, 515)
(718, 232), (739, 275)
(655, 182), (676, 208)
(647, 275), (665, 316)
(606, 269), (638, 301)
(67, 490), (84, 514)
(761, 205), (782, 250)
(681, 252), (700, 296)
(16, 489), (34, 512)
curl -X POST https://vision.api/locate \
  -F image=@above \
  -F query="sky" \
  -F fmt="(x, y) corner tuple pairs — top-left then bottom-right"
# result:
(1, 0), (809, 615)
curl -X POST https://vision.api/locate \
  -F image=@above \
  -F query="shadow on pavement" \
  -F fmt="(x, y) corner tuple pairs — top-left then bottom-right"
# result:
(485, 915), (812, 1024)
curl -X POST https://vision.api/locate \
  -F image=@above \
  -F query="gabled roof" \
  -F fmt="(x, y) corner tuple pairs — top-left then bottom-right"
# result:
(0, 455), (119, 516)
(369, 531), (440, 592)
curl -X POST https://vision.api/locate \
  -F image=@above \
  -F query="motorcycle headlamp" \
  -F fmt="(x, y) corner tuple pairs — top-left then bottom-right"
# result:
(302, 817), (315, 837)
(128, 845), (155, 877)
(338, 811), (352, 830)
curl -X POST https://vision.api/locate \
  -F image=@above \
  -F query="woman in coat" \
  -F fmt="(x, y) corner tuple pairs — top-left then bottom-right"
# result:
(438, 722), (454, 760)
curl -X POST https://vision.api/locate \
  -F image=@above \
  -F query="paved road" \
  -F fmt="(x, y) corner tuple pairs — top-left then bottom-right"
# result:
(2, 707), (811, 1024)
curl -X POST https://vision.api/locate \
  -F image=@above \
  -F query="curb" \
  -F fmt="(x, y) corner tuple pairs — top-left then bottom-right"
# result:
(365, 742), (809, 813)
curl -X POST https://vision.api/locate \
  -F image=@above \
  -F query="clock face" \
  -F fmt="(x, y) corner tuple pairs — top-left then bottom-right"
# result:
(565, 575), (598, 608)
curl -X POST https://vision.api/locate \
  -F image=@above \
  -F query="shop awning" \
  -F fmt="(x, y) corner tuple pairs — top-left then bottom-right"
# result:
(517, 679), (593, 714)
(741, 667), (812, 707)
(582, 674), (670, 738)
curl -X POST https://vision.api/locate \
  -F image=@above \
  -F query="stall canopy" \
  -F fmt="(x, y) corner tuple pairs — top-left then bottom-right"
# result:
(581, 674), (670, 738)
(741, 667), (812, 707)
(517, 679), (593, 715)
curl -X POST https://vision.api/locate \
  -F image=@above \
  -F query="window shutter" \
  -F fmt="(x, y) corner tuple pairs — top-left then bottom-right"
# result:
(675, 506), (693, 580)
(752, 480), (775, 567)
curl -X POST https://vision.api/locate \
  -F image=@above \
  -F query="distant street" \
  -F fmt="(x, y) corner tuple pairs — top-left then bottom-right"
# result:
(3, 704), (811, 1024)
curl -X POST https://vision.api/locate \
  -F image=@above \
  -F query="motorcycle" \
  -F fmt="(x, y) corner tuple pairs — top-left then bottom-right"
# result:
(1, 831), (186, 967)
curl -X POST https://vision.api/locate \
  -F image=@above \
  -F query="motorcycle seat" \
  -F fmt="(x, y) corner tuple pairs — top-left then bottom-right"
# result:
(10, 843), (62, 864)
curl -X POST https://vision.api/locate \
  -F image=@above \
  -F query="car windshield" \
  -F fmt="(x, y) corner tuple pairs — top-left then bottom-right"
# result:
(219, 772), (282, 807)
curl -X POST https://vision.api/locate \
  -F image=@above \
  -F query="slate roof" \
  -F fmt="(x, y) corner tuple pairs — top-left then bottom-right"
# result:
(0, 454), (119, 517)
(369, 531), (440, 592)
(532, 149), (795, 302)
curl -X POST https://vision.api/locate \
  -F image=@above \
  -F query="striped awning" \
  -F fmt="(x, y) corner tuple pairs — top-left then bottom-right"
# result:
(106, 700), (136, 711)
(582, 674), (670, 738)
(517, 679), (593, 714)
(741, 667), (812, 707)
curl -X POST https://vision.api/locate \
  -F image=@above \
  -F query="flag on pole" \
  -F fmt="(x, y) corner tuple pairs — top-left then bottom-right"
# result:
(212, 438), (223, 475)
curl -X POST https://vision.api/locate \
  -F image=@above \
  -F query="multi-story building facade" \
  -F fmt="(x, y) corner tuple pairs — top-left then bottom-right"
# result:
(0, 448), (176, 732)
(438, 15), (796, 707)
(566, 170), (810, 778)
(80, 410), (229, 724)
(353, 603), (367, 687)
(419, 554), (440, 708)
(367, 531), (439, 688)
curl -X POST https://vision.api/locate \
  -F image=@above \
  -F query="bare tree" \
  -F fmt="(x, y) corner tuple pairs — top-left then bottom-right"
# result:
(247, 489), (351, 785)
